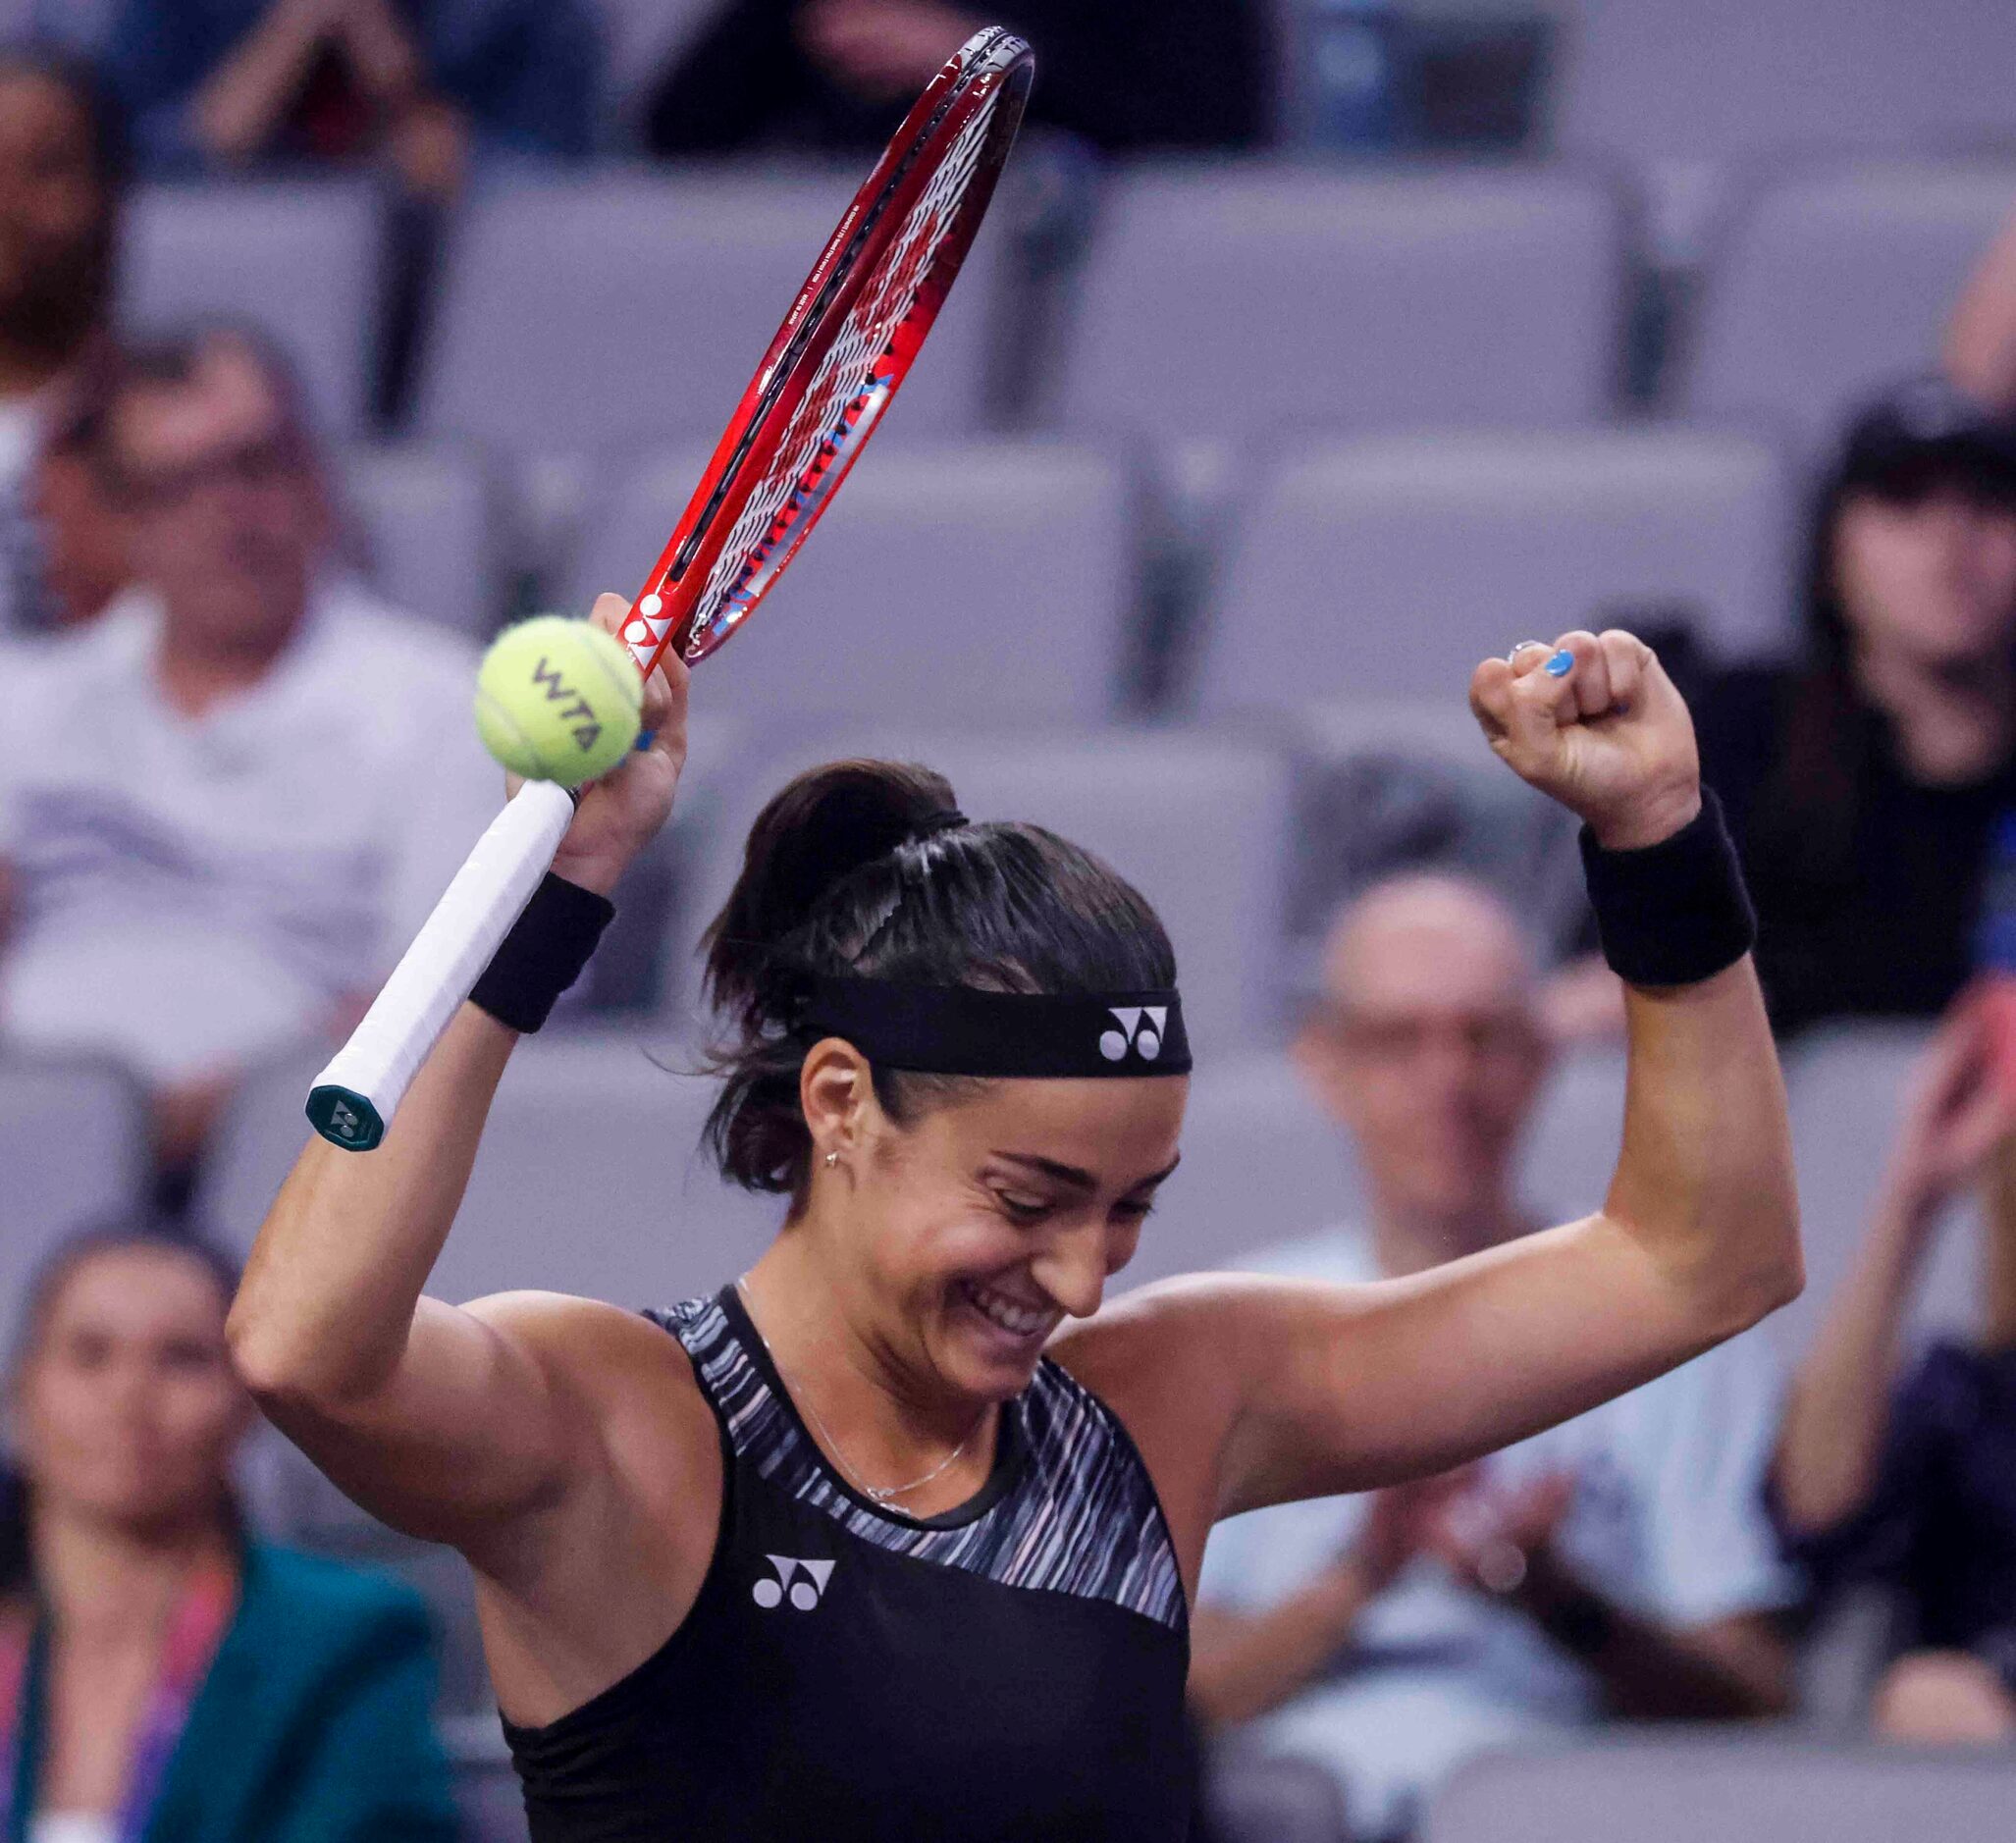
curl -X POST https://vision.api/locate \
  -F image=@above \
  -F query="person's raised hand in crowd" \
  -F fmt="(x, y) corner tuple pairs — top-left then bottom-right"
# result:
(1352, 1467), (1481, 1594)
(1880, 986), (2016, 1224)
(794, 0), (980, 103)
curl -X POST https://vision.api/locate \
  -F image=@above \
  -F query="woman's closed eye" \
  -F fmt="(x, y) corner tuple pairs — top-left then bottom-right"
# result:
(992, 1189), (1052, 1224)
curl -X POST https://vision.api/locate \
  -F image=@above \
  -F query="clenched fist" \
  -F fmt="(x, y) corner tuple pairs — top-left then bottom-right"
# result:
(1469, 629), (1701, 852)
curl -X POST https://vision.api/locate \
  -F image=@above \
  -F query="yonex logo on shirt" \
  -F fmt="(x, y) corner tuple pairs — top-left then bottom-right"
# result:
(1098, 1007), (1167, 1064)
(753, 1554), (835, 1611)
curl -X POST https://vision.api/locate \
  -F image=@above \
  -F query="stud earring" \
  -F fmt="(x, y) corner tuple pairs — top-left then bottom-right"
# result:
(824, 1151), (840, 1170)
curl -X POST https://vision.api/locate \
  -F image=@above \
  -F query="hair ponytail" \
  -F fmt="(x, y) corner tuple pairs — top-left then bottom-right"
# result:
(699, 759), (1176, 1199)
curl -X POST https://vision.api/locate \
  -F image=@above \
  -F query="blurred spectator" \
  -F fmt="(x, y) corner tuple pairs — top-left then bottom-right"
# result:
(27, 359), (133, 630)
(1947, 203), (2016, 415)
(1190, 874), (1793, 1843)
(0, 323), (499, 1185)
(0, 48), (124, 638)
(97, 0), (600, 195)
(0, 1221), (460, 1840)
(1773, 998), (2016, 1745)
(1696, 379), (2016, 1036)
(645, 0), (1271, 156)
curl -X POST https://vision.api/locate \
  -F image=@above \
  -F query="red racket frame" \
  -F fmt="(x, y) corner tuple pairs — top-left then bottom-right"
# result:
(616, 27), (1034, 679)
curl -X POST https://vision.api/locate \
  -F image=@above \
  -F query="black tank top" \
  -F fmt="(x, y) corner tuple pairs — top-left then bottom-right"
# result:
(502, 1286), (1194, 1841)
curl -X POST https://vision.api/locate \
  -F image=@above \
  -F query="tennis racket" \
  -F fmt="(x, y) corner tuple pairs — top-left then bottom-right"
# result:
(307, 26), (1035, 1151)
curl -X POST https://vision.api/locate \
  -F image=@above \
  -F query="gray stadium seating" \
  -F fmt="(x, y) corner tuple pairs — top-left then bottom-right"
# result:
(339, 442), (503, 637)
(122, 181), (384, 439)
(1552, 0), (2016, 167)
(1195, 427), (1796, 712)
(415, 170), (1007, 461)
(558, 439), (1141, 722)
(1129, 1045), (1624, 1289)
(1277, 696), (1587, 971)
(1781, 1021), (1978, 1356)
(1426, 1737), (2016, 1843)
(679, 722), (1297, 1054)
(1046, 164), (1624, 444)
(1683, 159), (2016, 458)
(0, 1054), (151, 1302)
(197, 1033), (778, 1310)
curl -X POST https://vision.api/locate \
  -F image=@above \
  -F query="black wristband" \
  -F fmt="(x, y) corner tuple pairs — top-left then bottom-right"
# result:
(1579, 787), (1756, 988)
(469, 872), (614, 1033)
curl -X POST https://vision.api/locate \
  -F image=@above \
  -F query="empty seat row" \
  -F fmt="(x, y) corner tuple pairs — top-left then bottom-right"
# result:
(337, 425), (1802, 704)
(118, 157), (2016, 451)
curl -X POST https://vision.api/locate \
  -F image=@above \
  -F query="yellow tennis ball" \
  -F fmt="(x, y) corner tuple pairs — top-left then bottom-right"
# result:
(474, 615), (644, 789)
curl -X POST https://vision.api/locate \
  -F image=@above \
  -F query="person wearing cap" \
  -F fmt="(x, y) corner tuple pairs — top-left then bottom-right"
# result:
(224, 597), (1799, 1840)
(1686, 377), (2016, 1036)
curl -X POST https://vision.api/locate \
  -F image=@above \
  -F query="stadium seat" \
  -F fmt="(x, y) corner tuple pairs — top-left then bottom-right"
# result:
(1683, 159), (2016, 457)
(1045, 164), (1625, 444)
(122, 181), (385, 439)
(1194, 427), (1796, 712)
(340, 442), (502, 637)
(1124, 1044), (1623, 1290)
(678, 722), (1297, 1054)
(197, 1033), (778, 1310)
(557, 439), (1141, 722)
(415, 169), (1006, 461)
(1782, 1021), (1977, 1354)
(0, 1054), (151, 1302)
(1553, 1), (2016, 168)
(1425, 1736), (2016, 1843)
(1278, 696), (1588, 971)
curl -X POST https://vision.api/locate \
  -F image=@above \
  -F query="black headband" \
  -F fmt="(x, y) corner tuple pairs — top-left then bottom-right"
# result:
(801, 978), (1192, 1078)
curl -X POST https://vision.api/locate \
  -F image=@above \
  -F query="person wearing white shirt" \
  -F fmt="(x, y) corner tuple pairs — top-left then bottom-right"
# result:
(1190, 873), (1797, 1843)
(0, 48), (124, 637)
(0, 323), (500, 1181)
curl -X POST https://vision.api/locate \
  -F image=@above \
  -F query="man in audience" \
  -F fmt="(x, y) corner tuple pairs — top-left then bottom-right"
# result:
(1190, 873), (1795, 1843)
(0, 323), (499, 1186)
(0, 47), (125, 636)
(97, 0), (600, 195)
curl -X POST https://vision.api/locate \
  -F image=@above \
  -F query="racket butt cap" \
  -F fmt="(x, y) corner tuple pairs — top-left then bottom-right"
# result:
(307, 1083), (385, 1153)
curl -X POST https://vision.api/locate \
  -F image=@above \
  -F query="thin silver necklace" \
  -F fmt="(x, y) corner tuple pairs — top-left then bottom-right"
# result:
(735, 1281), (986, 1508)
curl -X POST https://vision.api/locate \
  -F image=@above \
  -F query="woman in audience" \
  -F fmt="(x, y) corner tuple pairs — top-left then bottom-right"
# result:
(0, 1222), (459, 1842)
(1690, 377), (2016, 1036)
(1774, 998), (2016, 1742)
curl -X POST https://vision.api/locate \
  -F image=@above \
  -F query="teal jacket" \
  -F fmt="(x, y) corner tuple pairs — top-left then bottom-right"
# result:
(7, 1543), (460, 1843)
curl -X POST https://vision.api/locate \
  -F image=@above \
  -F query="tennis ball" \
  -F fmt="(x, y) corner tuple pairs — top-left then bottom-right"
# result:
(474, 615), (643, 788)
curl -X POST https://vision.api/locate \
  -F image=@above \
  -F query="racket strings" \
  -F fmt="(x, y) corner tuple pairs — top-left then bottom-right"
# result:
(685, 96), (1000, 658)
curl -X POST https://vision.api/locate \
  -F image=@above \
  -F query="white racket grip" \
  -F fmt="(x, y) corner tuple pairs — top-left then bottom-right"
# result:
(306, 779), (577, 1150)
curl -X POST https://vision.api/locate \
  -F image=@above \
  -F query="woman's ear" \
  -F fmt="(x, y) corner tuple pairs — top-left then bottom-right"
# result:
(799, 1036), (875, 1163)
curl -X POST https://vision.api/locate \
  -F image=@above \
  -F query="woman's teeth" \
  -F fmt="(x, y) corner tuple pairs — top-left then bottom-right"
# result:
(962, 1281), (1049, 1339)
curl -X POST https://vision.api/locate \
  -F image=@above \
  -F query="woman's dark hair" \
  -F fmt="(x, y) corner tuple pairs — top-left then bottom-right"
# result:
(1749, 444), (2016, 895)
(1, 1221), (242, 1597)
(700, 761), (1177, 1199)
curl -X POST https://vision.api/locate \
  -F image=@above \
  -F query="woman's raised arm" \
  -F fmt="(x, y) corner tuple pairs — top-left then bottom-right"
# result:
(1105, 630), (1802, 1520)
(227, 600), (689, 1555)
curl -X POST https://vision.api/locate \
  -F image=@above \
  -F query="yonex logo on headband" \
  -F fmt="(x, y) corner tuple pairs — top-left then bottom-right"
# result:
(800, 979), (1192, 1078)
(1100, 1007), (1168, 1063)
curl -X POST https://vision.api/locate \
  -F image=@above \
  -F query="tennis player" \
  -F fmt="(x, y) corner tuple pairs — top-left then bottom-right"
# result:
(229, 602), (1800, 1841)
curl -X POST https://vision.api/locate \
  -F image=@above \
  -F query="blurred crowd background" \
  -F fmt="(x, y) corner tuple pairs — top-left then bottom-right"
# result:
(4, 2), (2016, 1840)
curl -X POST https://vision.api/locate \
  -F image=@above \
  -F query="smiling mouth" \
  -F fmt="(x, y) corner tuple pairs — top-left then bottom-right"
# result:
(956, 1279), (1055, 1343)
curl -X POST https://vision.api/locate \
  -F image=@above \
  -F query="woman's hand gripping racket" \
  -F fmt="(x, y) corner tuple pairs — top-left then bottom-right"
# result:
(307, 26), (1035, 1150)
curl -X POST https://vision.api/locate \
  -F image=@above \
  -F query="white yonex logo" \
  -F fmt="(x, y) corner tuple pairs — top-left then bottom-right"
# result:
(329, 1101), (360, 1139)
(1098, 1007), (1167, 1063)
(752, 1554), (835, 1611)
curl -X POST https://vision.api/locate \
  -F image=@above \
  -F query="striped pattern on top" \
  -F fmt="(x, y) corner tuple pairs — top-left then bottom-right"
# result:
(651, 1290), (1187, 1634)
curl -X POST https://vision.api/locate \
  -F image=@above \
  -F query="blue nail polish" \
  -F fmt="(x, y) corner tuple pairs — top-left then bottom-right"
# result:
(1544, 649), (1574, 677)
(634, 729), (655, 752)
